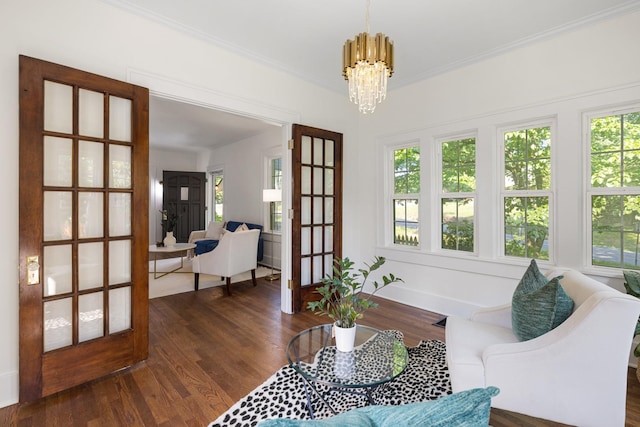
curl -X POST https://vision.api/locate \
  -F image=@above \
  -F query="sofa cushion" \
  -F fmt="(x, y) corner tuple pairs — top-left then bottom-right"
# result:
(205, 221), (224, 239)
(257, 387), (499, 427)
(512, 260), (574, 341)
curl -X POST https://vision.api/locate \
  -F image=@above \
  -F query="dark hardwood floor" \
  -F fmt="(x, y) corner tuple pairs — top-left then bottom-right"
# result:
(2, 276), (639, 426)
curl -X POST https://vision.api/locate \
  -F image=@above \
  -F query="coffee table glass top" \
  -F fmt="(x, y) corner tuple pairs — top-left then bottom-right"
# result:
(286, 324), (408, 389)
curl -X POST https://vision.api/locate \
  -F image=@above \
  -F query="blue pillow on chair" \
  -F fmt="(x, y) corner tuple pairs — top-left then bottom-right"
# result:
(195, 239), (219, 255)
(257, 387), (499, 427)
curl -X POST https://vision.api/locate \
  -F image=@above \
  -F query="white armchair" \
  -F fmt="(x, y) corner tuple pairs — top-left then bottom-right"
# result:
(191, 229), (260, 296)
(445, 269), (640, 427)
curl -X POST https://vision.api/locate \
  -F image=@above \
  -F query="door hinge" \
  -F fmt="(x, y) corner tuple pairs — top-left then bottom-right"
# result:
(288, 279), (294, 290)
(288, 209), (294, 219)
(288, 139), (294, 150)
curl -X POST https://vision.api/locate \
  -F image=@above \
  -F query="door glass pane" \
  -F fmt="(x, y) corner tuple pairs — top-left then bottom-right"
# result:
(110, 286), (131, 333)
(79, 89), (104, 138)
(313, 138), (323, 165)
(78, 242), (103, 291)
(301, 227), (311, 255)
(313, 255), (323, 283)
(109, 193), (131, 236)
(44, 298), (73, 352)
(325, 169), (334, 195)
(324, 226), (333, 252)
(301, 136), (312, 164)
(325, 198), (334, 223)
(44, 136), (72, 187)
(301, 197), (311, 225)
(43, 245), (72, 297)
(44, 81), (72, 134)
(79, 141), (104, 188)
(301, 257), (311, 286)
(109, 145), (132, 189)
(325, 140), (334, 167)
(313, 226), (323, 253)
(313, 167), (323, 195)
(78, 192), (103, 239)
(109, 240), (131, 285)
(324, 255), (333, 279)
(301, 166), (311, 194)
(79, 292), (104, 342)
(313, 197), (323, 224)
(44, 191), (72, 241)
(109, 96), (132, 142)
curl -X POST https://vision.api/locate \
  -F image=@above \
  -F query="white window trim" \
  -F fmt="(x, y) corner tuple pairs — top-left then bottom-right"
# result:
(435, 132), (478, 256)
(263, 152), (282, 234)
(583, 103), (640, 273)
(208, 167), (224, 225)
(386, 140), (422, 249)
(497, 118), (557, 263)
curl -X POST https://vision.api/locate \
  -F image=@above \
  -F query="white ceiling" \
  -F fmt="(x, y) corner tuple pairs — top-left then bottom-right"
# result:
(107, 0), (640, 150)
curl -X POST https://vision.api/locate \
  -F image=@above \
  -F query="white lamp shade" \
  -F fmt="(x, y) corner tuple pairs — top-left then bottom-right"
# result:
(263, 189), (282, 202)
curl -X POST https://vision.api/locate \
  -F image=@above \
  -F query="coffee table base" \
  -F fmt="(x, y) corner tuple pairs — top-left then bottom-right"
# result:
(300, 376), (383, 419)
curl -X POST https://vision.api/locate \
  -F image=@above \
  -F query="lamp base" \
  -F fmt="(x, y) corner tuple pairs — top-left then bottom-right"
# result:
(264, 273), (280, 281)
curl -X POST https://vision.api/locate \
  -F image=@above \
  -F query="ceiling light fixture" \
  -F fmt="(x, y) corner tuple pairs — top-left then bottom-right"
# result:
(342, 0), (394, 114)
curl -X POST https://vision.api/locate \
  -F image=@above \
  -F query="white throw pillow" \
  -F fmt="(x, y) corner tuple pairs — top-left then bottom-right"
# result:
(205, 221), (224, 239)
(238, 223), (250, 231)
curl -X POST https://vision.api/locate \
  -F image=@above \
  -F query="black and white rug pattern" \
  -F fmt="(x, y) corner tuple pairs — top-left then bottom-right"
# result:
(209, 337), (451, 427)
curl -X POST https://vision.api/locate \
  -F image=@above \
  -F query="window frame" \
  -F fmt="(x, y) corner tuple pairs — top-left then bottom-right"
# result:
(436, 133), (478, 255)
(264, 154), (283, 233)
(584, 103), (640, 272)
(388, 142), (421, 249)
(498, 118), (556, 263)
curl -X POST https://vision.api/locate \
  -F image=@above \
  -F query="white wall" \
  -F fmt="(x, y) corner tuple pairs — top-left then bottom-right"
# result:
(354, 10), (640, 318)
(0, 0), (355, 408)
(207, 126), (282, 225)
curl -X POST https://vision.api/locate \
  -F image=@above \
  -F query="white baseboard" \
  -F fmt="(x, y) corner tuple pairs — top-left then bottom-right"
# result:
(0, 370), (18, 409)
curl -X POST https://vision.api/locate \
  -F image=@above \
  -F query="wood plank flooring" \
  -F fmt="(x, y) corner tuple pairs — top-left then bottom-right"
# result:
(1, 277), (640, 426)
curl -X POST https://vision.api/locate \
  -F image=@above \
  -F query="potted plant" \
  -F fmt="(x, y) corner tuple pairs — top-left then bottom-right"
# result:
(623, 269), (640, 382)
(307, 256), (403, 351)
(160, 208), (180, 246)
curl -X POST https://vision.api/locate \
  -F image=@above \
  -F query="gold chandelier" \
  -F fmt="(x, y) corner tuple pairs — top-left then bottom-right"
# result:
(342, 0), (394, 114)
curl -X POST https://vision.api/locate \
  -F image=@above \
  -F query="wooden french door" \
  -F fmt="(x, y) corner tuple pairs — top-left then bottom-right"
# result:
(162, 171), (206, 243)
(18, 55), (149, 401)
(291, 124), (343, 313)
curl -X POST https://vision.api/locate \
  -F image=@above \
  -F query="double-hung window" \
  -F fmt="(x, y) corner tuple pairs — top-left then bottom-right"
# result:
(392, 146), (420, 246)
(440, 136), (476, 253)
(268, 157), (283, 232)
(587, 108), (640, 270)
(500, 123), (553, 260)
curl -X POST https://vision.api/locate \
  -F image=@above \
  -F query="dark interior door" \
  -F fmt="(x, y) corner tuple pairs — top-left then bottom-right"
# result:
(291, 124), (343, 313)
(162, 171), (206, 242)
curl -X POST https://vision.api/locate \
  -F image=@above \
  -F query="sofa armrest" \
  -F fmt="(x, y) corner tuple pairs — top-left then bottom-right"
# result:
(471, 303), (512, 329)
(188, 230), (207, 243)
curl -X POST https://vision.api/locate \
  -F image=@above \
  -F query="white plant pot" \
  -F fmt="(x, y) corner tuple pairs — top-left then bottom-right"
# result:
(163, 231), (176, 247)
(334, 322), (356, 352)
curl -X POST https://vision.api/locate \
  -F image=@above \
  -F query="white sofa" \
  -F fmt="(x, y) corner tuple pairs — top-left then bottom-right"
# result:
(445, 268), (640, 427)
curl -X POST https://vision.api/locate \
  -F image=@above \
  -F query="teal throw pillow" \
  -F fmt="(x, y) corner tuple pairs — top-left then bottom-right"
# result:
(512, 260), (574, 341)
(257, 386), (500, 427)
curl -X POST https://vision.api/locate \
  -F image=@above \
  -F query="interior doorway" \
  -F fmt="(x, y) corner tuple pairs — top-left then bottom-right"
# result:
(131, 69), (299, 313)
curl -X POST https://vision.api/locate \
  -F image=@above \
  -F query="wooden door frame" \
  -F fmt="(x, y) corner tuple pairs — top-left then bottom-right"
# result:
(291, 124), (343, 313)
(18, 55), (149, 401)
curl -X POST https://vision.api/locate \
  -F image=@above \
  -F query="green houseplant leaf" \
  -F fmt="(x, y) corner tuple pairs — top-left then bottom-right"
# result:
(307, 256), (403, 328)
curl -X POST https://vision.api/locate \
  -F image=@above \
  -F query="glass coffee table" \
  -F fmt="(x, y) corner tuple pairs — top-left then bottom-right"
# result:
(286, 324), (408, 418)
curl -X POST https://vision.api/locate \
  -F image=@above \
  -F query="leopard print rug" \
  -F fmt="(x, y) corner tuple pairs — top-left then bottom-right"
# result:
(209, 337), (451, 427)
